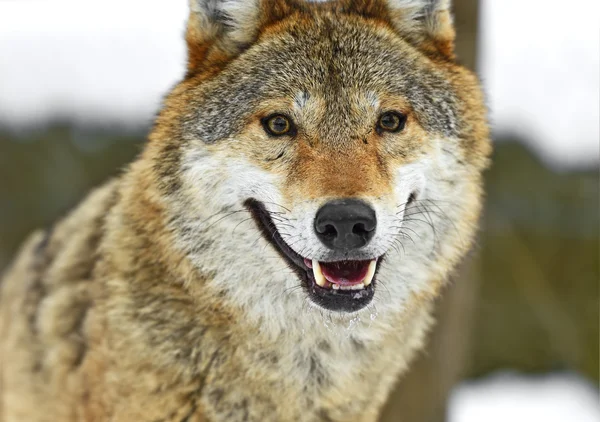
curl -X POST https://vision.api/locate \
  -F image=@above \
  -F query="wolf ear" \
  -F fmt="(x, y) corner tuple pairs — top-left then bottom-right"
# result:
(186, 0), (292, 71)
(348, 0), (455, 59)
(385, 0), (455, 58)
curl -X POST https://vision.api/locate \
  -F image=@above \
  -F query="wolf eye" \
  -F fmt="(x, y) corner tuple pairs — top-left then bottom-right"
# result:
(377, 111), (407, 133)
(262, 114), (294, 136)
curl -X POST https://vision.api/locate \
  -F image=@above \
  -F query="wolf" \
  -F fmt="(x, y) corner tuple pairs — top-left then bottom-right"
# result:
(0, 0), (490, 420)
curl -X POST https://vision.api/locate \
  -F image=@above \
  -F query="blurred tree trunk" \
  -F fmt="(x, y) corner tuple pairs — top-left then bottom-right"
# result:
(379, 1), (481, 421)
(452, 0), (481, 71)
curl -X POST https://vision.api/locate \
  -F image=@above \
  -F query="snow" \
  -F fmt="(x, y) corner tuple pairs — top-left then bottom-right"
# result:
(449, 373), (600, 422)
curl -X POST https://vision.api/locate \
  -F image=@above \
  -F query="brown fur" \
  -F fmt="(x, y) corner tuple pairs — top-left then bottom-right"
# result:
(0, 1), (490, 420)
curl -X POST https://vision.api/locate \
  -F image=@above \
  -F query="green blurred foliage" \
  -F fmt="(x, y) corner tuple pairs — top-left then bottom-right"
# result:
(472, 142), (599, 380)
(0, 126), (142, 269)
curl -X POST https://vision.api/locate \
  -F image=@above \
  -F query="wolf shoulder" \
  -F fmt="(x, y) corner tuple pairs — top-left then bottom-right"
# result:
(0, 180), (120, 418)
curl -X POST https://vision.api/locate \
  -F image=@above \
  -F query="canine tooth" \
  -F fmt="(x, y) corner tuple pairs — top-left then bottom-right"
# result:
(363, 260), (377, 287)
(312, 260), (327, 288)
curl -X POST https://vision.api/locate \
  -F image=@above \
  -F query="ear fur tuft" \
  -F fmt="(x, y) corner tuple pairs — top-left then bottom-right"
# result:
(186, 0), (298, 71)
(383, 0), (455, 59)
(188, 0), (262, 46)
(186, 0), (272, 71)
(306, 0), (456, 58)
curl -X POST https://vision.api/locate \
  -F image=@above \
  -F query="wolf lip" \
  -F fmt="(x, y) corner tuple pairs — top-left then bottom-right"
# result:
(245, 199), (378, 312)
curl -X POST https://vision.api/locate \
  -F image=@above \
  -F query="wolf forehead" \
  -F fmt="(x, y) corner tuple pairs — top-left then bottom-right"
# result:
(182, 16), (460, 144)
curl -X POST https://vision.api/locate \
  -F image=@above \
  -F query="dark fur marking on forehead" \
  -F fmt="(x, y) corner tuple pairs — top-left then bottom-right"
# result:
(186, 15), (460, 144)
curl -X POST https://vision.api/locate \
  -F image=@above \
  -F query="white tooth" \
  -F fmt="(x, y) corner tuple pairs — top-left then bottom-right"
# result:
(340, 283), (365, 291)
(312, 259), (327, 288)
(332, 284), (340, 290)
(363, 260), (377, 287)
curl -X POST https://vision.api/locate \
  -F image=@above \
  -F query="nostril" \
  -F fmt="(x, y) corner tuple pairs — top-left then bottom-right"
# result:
(352, 223), (367, 236)
(321, 224), (337, 239)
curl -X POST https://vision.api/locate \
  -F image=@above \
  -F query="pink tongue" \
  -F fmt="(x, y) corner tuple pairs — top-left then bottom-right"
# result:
(320, 260), (370, 286)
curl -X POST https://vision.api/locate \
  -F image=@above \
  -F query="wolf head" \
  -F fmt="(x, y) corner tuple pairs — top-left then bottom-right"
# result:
(146, 0), (490, 326)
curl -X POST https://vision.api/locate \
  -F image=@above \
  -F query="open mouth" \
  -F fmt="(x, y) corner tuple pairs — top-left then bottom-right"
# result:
(245, 199), (380, 312)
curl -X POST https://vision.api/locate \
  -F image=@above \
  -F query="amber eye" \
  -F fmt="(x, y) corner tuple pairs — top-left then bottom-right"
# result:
(377, 111), (407, 133)
(262, 114), (295, 136)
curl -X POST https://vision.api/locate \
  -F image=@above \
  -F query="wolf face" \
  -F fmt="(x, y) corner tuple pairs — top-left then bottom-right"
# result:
(151, 0), (490, 319)
(0, 2), (491, 419)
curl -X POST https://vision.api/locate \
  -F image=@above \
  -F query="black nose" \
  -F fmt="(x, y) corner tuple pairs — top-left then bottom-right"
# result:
(314, 199), (377, 250)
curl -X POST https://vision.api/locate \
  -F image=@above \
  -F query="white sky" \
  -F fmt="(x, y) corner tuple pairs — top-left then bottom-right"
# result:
(0, 0), (598, 170)
(0, 0), (188, 127)
(479, 0), (600, 169)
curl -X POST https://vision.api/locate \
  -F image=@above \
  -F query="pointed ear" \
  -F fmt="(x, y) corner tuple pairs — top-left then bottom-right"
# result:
(376, 0), (456, 59)
(186, 0), (293, 71)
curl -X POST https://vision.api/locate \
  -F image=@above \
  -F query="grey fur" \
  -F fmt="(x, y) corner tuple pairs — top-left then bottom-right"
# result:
(186, 15), (458, 145)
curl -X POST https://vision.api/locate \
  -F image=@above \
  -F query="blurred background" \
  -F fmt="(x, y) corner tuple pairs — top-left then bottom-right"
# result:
(0, 1), (598, 421)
